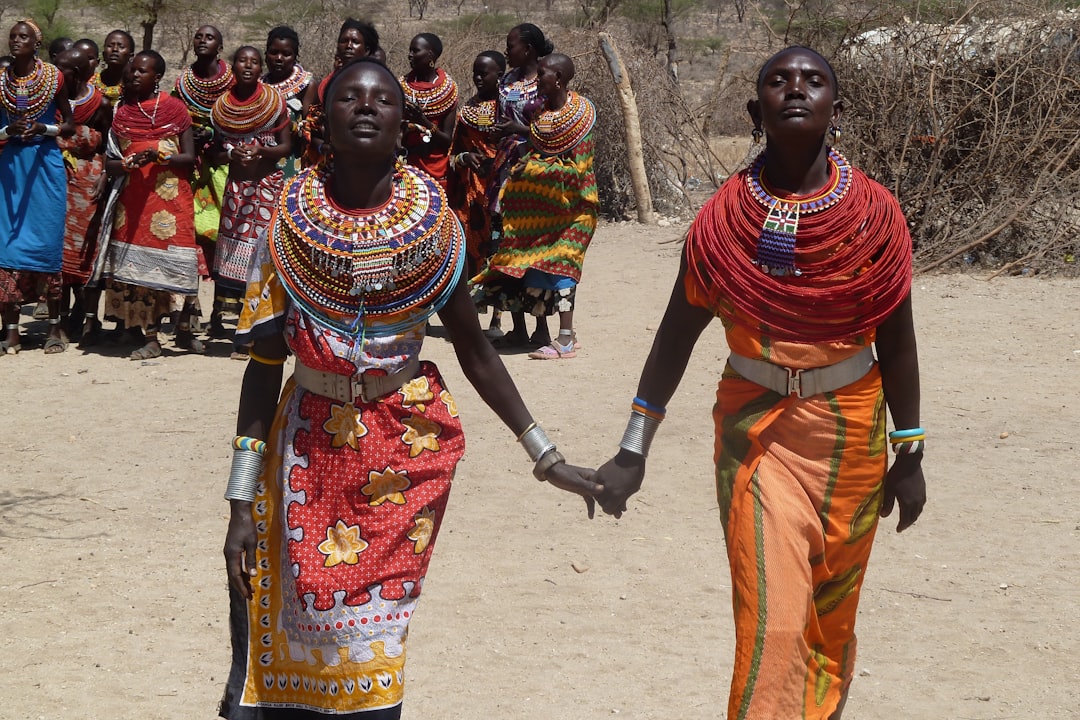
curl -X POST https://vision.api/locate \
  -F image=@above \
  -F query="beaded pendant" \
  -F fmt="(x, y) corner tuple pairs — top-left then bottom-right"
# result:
(746, 148), (852, 277)
(459, 99), (497, 132)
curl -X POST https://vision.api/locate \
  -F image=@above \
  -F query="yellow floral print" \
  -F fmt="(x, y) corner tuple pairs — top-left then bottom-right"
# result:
(155, 170), (180, 201)
(439, 389), (458, 418)
(322, 402), (368, 450)
(398, 376), (434, 412)
(149, 209), (177, 240)
(407, 506), (436, 554)
(317, 520), (368, 567)
(400, 414), (442, 458)
(362, 467), (411, 506)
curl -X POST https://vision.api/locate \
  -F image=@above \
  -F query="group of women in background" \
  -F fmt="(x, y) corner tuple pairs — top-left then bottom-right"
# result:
(0, 16), (598, 363)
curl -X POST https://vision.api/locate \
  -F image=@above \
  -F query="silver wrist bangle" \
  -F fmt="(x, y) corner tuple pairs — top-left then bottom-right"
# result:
(43, 124), (60, 137)
(533, 448), (565, 481)
(225, 448), (264, 502)
(518, 423), (555, 462)
(0, 125), (8, 140)
(619, 410), (662, 458)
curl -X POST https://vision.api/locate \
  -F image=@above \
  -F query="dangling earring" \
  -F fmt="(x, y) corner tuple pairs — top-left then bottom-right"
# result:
(829, 124), (842, 143)
(154, 79), (160, 95)
(428, 60), (435, 68)
(751, 127), (763, 144)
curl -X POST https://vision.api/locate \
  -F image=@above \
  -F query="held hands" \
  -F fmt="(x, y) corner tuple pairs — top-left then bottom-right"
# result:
(592, 450), (646, 519)
(540, 461), (603, 518)
(880, 454), (926, 532)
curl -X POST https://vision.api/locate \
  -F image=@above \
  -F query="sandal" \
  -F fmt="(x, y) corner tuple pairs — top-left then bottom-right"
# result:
(528, 340), (577, 360)
(44, 334), (68, 354)
(129, 340), (162, 361)
(175, 329), (206, 354)
(0, 340), (21, 355)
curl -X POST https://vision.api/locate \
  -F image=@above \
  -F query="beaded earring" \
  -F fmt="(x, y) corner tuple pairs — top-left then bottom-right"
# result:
(154, 79), (160, 94)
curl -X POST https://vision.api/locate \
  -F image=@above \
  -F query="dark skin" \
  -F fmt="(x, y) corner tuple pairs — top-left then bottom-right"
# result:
(1, 23), (75, 351)
(403, 35), (455, 153)
(207, 48), (292, 180)
(98, 31), (133, 89)
(224, 62), (602, 599)
(264, 37), (317, 111)
(456, 54), (501, 173)
(188, 25), (225, 149)
(494, 28), (537, 138)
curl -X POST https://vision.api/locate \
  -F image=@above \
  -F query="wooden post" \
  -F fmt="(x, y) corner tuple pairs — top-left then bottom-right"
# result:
(598, 32), (656, 225)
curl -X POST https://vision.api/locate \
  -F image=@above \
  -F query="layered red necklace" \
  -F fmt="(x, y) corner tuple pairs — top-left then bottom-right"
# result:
(112, 93), (192, 141)
(686, 150), (912, 343)
(69, 83), (104, 125)
(1, 59), (61, 122)
(401, 68), (458, 119)
(174, 59), (234, 125)
(530, 91), (595, 155)
(211, 82), (288, 145)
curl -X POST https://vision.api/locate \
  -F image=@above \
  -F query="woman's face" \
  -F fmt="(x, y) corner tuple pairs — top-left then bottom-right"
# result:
(232, 48), (262, 86)
(754, 48), (838, 140)
(407, 36), (436, 72)
(8, 23), (38, 60)
(193, 26), (221, 59)
(103, 32), (133, 70)
(536, 58), (560, 97)
(325, 63), (403, 162)
(336, 28), (365, 64)
(127, 54), (161, 99)
(504, 29), (530, 69)
(265, 38), (297, 78)
(472, 56), (501, 95)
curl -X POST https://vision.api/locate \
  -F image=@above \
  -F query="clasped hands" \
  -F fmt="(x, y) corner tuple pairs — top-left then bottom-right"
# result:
(539, 449), (644, 520)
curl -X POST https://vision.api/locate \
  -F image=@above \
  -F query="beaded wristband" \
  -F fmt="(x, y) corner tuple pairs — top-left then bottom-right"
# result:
(225, 449), (264, 502)
(619, 410), (663, 458)
(889, 428), (925, 442)
(518, 424), (556, 462)
(632, 396), (667, 418)
(533, 448), (566, 481)
(232, 435), (267, 455)
(249, 350), (286, 366)
(892, 439), (925, 455)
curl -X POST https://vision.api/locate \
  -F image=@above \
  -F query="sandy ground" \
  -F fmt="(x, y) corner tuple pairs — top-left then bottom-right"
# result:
(1, 221), (1078, 719)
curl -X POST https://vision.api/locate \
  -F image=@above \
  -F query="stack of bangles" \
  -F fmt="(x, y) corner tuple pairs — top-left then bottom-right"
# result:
(889, 427), (925, 455)
(620, 396), (666, 457)
(517, 423), (565, 481)
(225, 435), (267, 502)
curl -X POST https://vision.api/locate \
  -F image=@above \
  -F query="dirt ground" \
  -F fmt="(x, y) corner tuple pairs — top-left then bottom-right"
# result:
(1, 221), (1078, 719)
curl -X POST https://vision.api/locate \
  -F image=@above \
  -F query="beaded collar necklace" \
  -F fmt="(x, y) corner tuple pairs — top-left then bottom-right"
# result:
(459, 98), (496, 132)
(174, 59), (234, 125)
(498, 71), (537, 107)
(401, 69), (458, 119)
(1, 59), (59, 121)
(262, 64), (312, 103)
(211, 82), (286, 145)
(530, 92), (595, 155)
(272, 165), (464, 337)
(745, 148), (852, 276)
(70, 82), (95, 108)
(93, 71), (123, 103)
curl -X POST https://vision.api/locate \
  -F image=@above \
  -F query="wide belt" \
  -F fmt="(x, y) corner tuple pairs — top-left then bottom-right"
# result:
(292, 356), (421, 404)
(727, 347), (875, 399)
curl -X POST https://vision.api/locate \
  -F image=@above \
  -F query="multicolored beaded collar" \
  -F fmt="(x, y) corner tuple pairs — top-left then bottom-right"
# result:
(92, 72), (122, 103)
(262, 64), (312, 104)
(497, 71), (538, 110)
(745, 148), (852, 276)
(400, 68), (458, 119)
(530, 92), (595, 156)
(211, 82), (288, 146)
(271, 164), (465, 336)
(0, 59), (60, 122)
(174, 59), (235, 126)
(459, 99), (496, 132)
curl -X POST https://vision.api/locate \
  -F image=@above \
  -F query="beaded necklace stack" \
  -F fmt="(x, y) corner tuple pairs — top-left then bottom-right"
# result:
(530, 91), (595, 156)
(92, 71), (123, 104)
(262, 64), (312, 108)
(271, 164), (465, 337)
(746, 148), (852, 276)
(174, 59), (235, 127)
(211, 82), (288, 147)
(400, 68), (458, 120)
(459, 98), (497, 132)
(497, 72), (538, 118)
(1, 59), (60, 122)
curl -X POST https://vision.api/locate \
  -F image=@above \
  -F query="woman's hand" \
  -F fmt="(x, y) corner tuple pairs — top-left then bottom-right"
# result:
(540, 461), (603, 518)
(592, 450), (646, 519)
(881, 454), (925, 532)
(494, 119), (528, 138)
(6, 117), (29, 139)
(224, 502), (258, 599)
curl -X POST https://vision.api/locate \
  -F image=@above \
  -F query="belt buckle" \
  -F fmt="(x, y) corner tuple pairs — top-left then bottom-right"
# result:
(786, 367), (805, 398)
(351, 374), (371, 403)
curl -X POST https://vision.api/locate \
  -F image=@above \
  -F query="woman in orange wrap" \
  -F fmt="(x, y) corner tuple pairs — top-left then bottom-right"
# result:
(594, 47), (927, 720)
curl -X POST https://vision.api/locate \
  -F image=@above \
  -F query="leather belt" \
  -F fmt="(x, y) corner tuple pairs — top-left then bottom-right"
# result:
(292, 356), (421, 404)
(727, 347), (875, 399)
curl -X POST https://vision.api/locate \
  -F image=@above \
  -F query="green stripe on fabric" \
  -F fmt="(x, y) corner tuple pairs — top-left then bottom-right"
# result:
(819, 393), (847, 526)
(735, 472), (769, 720)
(715, 390), (777, 542)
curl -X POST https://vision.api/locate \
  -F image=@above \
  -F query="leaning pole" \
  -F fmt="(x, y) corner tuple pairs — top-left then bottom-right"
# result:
(598, 32), (656, 225)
